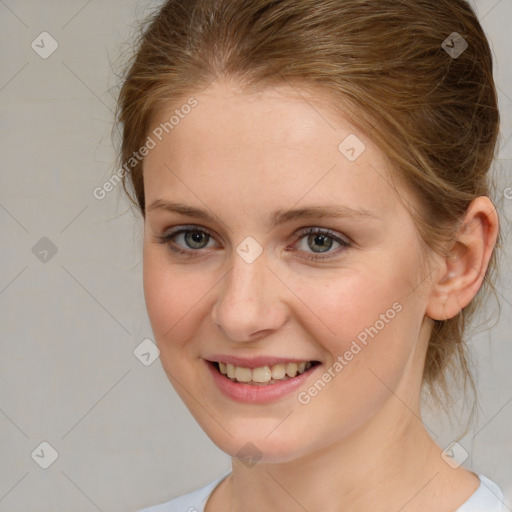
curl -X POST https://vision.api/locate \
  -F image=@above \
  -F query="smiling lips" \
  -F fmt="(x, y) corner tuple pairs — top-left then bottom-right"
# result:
(215, 361), (315, 385)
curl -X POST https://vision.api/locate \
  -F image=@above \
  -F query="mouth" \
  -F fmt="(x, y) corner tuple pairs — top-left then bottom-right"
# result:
(210, 360), (321, 386)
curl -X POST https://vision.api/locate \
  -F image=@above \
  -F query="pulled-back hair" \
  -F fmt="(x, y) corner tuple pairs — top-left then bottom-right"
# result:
(116, 0), (500, 407)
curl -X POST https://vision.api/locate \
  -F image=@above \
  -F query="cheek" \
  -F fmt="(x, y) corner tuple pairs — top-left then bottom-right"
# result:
(142, 247), (211, 346)
(297, 270), (407, 348)
(288, 274), (422, 437)
(294, 259), (423, 386)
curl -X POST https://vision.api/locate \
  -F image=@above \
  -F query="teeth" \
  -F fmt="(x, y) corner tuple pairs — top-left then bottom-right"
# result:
(286, 362), (298, 377)
(271, 364), (286, 380)
(234, 366), (252, 382)
(217, 360), (314, 384)
(252, 366), (272, 383)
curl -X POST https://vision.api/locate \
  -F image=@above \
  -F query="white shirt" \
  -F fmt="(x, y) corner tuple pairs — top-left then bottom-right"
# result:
(138, 472), (506, 512)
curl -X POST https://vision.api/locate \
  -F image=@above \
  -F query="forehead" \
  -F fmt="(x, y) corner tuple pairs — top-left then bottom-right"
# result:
(143, 79), (405, 220)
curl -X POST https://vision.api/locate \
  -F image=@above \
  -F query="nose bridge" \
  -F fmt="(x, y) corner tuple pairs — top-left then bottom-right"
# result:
(222, 252), (267, 312)
(212, 249), (283, 341)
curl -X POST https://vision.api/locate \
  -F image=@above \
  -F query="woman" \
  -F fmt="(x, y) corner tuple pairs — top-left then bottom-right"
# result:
(116, 1), (506, 510)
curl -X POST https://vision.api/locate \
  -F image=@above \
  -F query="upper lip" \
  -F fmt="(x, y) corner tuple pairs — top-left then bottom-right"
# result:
(205, 355), (319, 368)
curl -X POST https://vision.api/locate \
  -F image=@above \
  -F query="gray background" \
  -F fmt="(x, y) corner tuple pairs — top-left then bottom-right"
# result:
(0, 1), (511, 511)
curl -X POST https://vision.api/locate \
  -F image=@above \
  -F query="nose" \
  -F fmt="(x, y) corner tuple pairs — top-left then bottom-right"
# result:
(211, 253), (288, 342)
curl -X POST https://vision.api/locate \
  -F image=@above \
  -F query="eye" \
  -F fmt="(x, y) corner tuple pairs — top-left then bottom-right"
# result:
(157, 226), (217, 254)
(292, 227), (351, 260)
(157, 225), (351, 260)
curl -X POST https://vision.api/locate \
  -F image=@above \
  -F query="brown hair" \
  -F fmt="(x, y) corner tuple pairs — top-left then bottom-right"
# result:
(116, 0), (500, 407)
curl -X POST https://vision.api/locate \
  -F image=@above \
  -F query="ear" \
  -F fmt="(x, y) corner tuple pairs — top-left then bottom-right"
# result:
(426, 196), (499, 321)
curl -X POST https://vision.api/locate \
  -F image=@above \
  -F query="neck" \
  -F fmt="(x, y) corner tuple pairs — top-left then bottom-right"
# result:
(220, 394), (477, 512)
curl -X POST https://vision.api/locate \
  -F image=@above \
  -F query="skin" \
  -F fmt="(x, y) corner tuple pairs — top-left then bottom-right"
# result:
(141, 78), (498, 512)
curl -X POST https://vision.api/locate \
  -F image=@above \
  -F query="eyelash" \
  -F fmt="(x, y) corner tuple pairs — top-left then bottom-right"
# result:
(156, 225), (351, 261)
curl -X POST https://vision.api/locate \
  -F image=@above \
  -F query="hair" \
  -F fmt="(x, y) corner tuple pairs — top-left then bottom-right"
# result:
(115, 0), (500, 409)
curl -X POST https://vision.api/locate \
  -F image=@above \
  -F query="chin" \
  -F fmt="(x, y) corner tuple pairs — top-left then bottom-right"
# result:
(195, 417), (317, 464)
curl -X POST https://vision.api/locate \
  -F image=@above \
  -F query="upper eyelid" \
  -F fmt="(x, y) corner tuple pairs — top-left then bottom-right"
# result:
(298, 226), (350, 243)
(161, 224), (344, 237)
(163, 226), (219, 244)
(163, 225), (216, 239)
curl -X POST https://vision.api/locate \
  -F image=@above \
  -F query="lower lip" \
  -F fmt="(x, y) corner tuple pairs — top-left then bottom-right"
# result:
(206, 361), (320, 403)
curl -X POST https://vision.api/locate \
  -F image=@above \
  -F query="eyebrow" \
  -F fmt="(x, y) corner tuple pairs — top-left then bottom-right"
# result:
(146, 199), (378, 229)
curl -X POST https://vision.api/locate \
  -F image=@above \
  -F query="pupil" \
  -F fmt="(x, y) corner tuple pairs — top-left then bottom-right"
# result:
(310, 233), (332, 253)
(187, 231), (207, 248)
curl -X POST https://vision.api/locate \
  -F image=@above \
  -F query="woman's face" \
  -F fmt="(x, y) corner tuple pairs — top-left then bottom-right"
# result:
(142, 79), (436, 463)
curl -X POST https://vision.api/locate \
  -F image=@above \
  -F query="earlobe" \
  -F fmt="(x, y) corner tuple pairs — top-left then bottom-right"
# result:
(426, 196), (499, 321)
